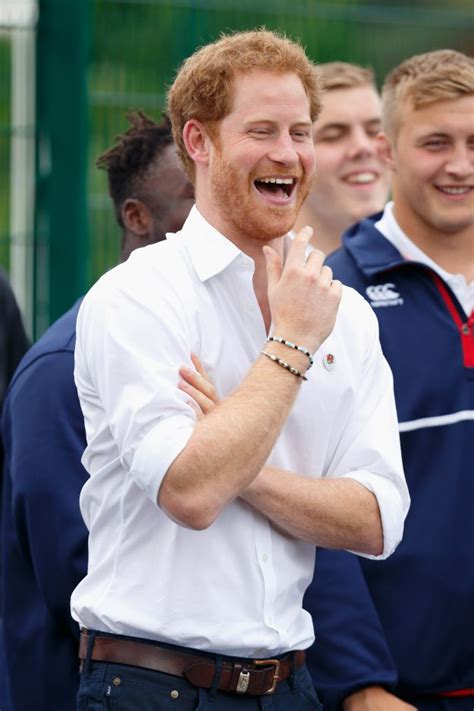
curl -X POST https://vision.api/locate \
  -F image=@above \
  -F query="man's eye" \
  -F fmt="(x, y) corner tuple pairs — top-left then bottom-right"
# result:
(292, 131), (310, 140)
(423, 140), (447, 150)
(317, 132), (343, 143)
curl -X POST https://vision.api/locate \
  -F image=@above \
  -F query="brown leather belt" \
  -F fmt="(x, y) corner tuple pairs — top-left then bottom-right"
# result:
(79, 631), (305, 696)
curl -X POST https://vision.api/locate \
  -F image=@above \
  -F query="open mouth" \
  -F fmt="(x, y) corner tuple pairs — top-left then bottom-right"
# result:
(254, 177), (296, 201)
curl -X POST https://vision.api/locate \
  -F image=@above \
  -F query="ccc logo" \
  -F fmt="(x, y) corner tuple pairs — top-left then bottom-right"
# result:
(366, 283), (400, 301)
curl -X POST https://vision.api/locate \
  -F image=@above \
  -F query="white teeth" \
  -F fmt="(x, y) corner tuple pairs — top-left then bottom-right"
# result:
(259, 177), (294, 185)
(345, 172), (376, 184)
(438, 186), (471, 195)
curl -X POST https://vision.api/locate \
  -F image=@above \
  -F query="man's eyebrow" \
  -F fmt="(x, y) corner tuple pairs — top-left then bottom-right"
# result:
(244, 117), (313, 127)
(415, 130), (451, 140)
(315, 121), (349, 135)
(316, 121), (347, 130)
(364, 118), (382, 126)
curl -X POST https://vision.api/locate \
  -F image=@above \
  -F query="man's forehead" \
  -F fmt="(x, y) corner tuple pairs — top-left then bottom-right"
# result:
(399, 94), (474, 135)
(230, 69), (310, 106)
(316, 85), (381, 124)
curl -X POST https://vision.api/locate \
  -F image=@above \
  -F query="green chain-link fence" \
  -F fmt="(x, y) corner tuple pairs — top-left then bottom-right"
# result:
(1, 0), (473, 336)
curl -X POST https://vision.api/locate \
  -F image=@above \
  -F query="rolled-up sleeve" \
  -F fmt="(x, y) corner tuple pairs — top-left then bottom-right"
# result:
(131, 415), (194, 503)
(329, 303), (410, 559)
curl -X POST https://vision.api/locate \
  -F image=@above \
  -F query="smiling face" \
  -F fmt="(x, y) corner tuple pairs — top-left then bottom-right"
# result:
(388, 95), (474, 246)
(200, 70), (315, 248)
(308, 85), (390, 231)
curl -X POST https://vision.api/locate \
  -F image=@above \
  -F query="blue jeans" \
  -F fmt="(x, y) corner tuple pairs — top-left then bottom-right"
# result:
(77, 645), (322, 710)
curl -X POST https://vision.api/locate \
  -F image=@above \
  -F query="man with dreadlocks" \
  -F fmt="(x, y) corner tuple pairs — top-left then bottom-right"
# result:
(0, 112), (194, 711)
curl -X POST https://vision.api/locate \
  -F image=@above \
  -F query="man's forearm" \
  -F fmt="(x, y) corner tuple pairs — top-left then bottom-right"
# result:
(159, 347), (307, 529)
(240, 467), (384, 555)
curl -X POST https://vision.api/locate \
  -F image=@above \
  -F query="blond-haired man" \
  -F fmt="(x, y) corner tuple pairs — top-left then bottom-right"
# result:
(324, 49), (474, 711)
(294, 61), (390, 254)
(72, 30), (407, 710)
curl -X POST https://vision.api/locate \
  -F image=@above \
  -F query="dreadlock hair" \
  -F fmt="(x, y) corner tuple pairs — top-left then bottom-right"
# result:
(96, 111), (174, 227)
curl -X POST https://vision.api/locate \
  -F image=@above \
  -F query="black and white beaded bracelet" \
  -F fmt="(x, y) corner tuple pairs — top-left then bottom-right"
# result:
(261, 349), (308, 381)
(267, 336), (313, 369)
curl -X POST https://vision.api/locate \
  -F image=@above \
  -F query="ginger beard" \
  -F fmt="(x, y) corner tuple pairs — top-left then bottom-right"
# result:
(209, 142), (314, 243)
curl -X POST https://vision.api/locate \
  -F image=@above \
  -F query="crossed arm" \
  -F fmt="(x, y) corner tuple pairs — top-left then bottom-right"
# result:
(178, 353), (383, 556)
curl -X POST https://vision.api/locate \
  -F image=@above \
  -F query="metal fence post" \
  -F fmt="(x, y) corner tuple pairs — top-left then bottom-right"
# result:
(35, 0), (89, 336)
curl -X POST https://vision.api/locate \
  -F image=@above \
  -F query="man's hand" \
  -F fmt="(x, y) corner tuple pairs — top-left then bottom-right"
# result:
(264, 226), (342, 353)
(178, 353), (218, 418)
(343, 687), (418, 711)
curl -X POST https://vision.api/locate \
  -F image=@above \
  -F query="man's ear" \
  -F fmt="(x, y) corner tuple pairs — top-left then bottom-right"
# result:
(182, 119), (212, 168)
(121, 199), (152, 236)
(376, 132), (396, 172)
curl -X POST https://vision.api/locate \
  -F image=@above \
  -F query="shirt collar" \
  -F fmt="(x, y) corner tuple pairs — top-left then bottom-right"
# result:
(174, 205), (252, 282)
(375, 202), (473, 289)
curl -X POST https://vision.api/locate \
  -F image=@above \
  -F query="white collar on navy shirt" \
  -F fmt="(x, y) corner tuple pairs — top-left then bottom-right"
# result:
(375, 201), (474, 316)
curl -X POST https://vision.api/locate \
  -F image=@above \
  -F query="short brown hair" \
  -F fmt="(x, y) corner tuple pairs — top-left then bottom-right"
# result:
(382, 49), (474, 139)
(168, 29), (322, 179)
(318, 61), (375, 92)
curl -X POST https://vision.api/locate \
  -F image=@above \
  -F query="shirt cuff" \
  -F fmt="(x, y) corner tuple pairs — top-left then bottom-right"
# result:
(342, 471), (409, 560)
(131, 414), (195, 506)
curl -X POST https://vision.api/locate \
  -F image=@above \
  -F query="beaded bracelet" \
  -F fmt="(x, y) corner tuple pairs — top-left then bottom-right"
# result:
(267, 336), (313, 369)
(261, 349), (308, 381)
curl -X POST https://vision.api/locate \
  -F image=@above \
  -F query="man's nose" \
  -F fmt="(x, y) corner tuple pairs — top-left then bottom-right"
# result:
(347, 126), (376, 159)
(267, 134), (299, 165)
(445, 143), (474, 179)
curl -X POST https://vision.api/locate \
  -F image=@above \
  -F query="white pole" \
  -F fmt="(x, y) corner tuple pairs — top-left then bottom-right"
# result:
(8, 0), (38, 336)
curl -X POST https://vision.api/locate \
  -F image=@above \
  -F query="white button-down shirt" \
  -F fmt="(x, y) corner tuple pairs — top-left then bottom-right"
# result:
(72, 206), (408, 656)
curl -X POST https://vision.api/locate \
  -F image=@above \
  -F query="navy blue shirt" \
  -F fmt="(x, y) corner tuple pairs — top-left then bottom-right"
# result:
(1, 301), (87, 711)
(321, 214), (474, 699)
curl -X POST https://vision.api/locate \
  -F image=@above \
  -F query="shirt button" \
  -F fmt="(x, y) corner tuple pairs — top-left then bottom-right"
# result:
(262, 553), (268, 563)
(112, 677), (121, 686)
(170, 690), (179, 699)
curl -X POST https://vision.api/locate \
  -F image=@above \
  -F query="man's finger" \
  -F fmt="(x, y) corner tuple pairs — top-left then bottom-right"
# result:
(179, 365), (217, 403)
(284, 225), (313, 269)
(178, 380), (216, 416)
(305, 248), (325, 274)
(263, 245), (283, 293)
(190, 353), (211, 385)
(318, 264), (333, 288)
